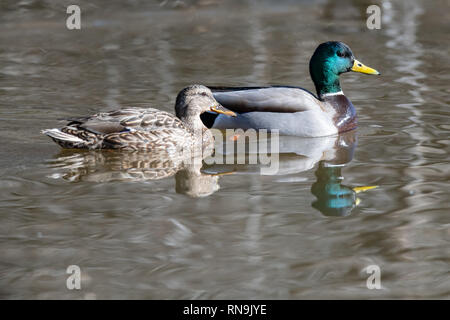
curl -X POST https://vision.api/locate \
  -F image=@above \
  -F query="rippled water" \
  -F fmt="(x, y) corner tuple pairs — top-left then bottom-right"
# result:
(0, 0), (449, 299)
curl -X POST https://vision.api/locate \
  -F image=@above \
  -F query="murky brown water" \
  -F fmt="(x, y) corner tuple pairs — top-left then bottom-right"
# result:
(0, 0), (449, 299)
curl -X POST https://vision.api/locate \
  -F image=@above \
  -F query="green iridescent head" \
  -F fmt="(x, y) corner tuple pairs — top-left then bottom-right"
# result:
(309, 41), (379, 98)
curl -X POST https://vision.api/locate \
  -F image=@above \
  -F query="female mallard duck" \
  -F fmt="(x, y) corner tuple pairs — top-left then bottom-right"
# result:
(203, 41), (380, 137)
(42, 85), (236, 152)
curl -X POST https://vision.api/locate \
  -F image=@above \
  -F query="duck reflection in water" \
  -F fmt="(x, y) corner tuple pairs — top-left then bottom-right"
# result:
(46, 149), (222, 198)
(46, 130), (377, 211)
(205, 130), (377, 217)
(311, 162), (377, 217)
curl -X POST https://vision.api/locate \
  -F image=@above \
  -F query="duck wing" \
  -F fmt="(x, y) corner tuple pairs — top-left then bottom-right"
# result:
(65, 107), (185, 135)
(209, 86), (320, 113)
(103, 127), (192, 152)
(45, 108), (191, 150)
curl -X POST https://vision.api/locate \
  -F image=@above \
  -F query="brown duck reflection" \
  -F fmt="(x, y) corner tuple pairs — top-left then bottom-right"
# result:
(46, 149), (221, 198)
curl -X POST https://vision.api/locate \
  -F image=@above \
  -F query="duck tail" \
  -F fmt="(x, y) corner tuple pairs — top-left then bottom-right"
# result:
(41, 128), (87, 149)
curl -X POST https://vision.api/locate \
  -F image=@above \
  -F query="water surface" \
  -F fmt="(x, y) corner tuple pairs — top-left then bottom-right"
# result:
(0, 0), (449, 299)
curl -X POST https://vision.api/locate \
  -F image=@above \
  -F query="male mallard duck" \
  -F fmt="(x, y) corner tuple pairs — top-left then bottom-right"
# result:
(203, 41), (379, 137)
(42, 85), (236, 152)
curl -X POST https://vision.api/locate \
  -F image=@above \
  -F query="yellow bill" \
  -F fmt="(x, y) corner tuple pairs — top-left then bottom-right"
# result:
(210, 104), (237, 117)
(351, 59), (380, 75)
(210, 171), (235, 176)
(352, 185), (378, 193)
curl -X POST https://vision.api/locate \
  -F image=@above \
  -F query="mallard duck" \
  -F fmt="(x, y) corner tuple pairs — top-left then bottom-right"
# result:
(42, 85), (236, 152)
(202, 41), (379, 137)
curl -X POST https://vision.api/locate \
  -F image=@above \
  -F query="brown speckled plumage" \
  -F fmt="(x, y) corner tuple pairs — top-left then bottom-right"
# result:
(42, 85), (235, 154)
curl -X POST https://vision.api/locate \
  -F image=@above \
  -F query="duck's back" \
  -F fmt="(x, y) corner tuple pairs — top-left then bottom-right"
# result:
(204, 86), (338, 137)
(43, 107), (193, 151)
(210, 86), (320, 113)
(66, 107), (186, 133)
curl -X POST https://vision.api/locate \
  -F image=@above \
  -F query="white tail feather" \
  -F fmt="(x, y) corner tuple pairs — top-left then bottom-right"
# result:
(41, 128), (85, 143)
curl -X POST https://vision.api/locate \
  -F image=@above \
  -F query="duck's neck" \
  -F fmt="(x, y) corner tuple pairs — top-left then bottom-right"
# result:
(310, 69), (357, 132)
(179, 114), (206, 134)
(313, 71), (343, 100)
(177, 110), (213, 148)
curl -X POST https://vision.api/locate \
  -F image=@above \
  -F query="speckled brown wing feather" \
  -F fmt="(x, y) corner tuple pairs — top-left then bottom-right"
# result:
(68, 107), (186, 133)
(53, 108), (191, 150)
(103, 127), (193, 152)
(120, 109), (186, 131)
(59, 126), (104, 149)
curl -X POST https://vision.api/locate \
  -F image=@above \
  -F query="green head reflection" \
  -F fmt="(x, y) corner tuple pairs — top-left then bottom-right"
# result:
(311, 162), (357, 217)
(310, 133), (377, 217)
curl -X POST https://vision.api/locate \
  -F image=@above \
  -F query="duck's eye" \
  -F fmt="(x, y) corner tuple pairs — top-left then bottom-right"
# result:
(200, 92), (208, 96)
(337, 51), (345, 58)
